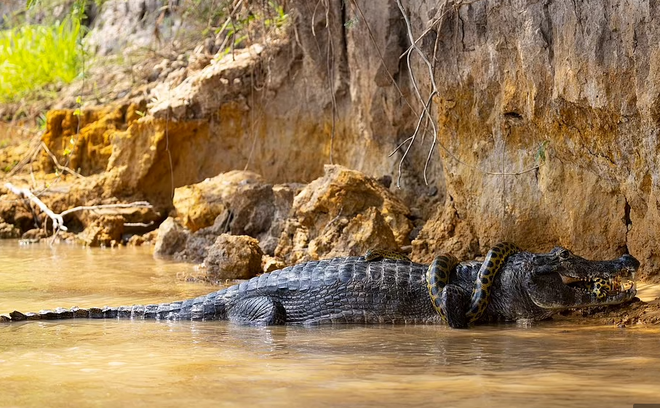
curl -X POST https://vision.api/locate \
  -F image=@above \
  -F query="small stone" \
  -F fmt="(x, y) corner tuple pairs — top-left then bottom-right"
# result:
(153, 218), (190, 258)
(77, 215), (124, 247)
(172, 170), (263, 232)
(262, 255), (287, 273)
(9, 311), (26, 321)
(0, 222), (20, 238)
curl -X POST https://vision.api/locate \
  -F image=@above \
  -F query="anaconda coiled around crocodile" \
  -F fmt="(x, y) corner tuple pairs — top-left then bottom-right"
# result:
(1, 245), (639, 329)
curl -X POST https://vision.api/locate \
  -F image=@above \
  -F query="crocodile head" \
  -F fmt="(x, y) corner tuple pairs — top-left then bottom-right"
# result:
(523, 247), (639, 310)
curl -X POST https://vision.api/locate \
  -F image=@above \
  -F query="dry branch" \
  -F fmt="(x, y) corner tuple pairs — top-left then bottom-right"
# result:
(59, 202), (152, 217)
(4, 182), (67, 231)
(39, 142), (84, 178)
(4, 182), (153, 243)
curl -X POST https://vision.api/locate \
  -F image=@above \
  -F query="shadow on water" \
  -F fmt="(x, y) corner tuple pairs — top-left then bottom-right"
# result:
(1, 240), (660, 407)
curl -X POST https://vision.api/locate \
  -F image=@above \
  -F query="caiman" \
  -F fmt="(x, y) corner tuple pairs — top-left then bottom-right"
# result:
(0, 243), (639, 328)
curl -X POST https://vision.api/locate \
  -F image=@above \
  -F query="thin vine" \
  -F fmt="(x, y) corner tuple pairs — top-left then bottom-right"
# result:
(356, 0), (545, 186)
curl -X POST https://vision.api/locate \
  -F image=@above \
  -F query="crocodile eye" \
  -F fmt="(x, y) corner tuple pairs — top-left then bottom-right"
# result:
(558, 249), (571, 260)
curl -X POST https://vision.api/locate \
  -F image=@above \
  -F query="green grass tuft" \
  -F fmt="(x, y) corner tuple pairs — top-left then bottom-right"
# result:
(0, 17), (81, 103)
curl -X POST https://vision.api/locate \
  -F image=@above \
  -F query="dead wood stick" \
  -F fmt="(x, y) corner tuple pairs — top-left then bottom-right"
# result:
(59, 202), (152, 217)
(39, 142), (84, 179)
(4, 182), (67, 231)
(4, 182), (153, 235)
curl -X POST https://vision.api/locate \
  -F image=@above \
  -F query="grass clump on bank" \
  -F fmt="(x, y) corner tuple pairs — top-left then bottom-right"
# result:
(0, 17), (81, 103)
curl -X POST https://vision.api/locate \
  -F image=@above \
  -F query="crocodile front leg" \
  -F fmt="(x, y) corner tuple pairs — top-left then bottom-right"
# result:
(425, 254), (472, 328)
(227, 297), (287, 325)
(439, 284), (471, 329)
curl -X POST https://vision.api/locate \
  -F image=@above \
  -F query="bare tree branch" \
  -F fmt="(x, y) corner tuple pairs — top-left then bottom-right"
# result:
(40, 142), (84, 179)
(4, 182), (153, 246)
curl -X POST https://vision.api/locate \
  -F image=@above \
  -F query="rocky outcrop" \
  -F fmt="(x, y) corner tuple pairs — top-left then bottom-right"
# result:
(154, 218), (264, 281)
(154, 166), (412, 268)
(170, 170), (298, 256)
(153, 217), (189, 257)
(275, 165), (413, 264)
(172, 170), (264, 232)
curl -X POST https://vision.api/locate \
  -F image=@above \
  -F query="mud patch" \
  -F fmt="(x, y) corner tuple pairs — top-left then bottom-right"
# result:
(556, 297), (660, 327)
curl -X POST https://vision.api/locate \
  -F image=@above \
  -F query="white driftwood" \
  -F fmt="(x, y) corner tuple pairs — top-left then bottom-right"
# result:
(4, 182), (153, 235)
(4, 182), (67, 231)
(59, 202), (152, 217)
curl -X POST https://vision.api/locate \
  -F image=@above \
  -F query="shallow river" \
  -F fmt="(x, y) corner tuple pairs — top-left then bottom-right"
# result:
(1, 240), (659, 408)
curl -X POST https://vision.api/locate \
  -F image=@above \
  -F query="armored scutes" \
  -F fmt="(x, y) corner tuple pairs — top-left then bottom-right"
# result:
(1, 246), (639, 328)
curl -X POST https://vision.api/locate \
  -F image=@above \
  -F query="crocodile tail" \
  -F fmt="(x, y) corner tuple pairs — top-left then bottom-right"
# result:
(0, 289), (229, 323)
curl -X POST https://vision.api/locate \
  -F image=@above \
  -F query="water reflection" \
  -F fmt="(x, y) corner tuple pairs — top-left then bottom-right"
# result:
(0, 241), (659, 407)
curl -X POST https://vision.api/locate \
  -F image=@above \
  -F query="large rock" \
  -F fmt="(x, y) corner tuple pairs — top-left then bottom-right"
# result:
(172, 170), (263, 232)
(201, 234), (263, 281)
(151, 171), (298, 261)
(169, 212), (231, 263)
(275, 165), (413, 263)
(77, 215), (124, 247)
(171, 170), (297, 256)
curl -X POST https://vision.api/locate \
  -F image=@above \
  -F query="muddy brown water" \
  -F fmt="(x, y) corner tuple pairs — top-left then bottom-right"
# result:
(1, 240), (660, 408)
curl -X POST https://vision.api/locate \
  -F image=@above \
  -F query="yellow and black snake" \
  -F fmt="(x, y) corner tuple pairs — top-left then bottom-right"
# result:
(464, 242), (520, 323)
(365, 243), (520, 324)
(363, 248), (411, 262)
(425, 253), (459, 321)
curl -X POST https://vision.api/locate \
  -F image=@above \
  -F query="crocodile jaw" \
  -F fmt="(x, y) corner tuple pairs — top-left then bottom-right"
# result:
(526, 268), (638, 310)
